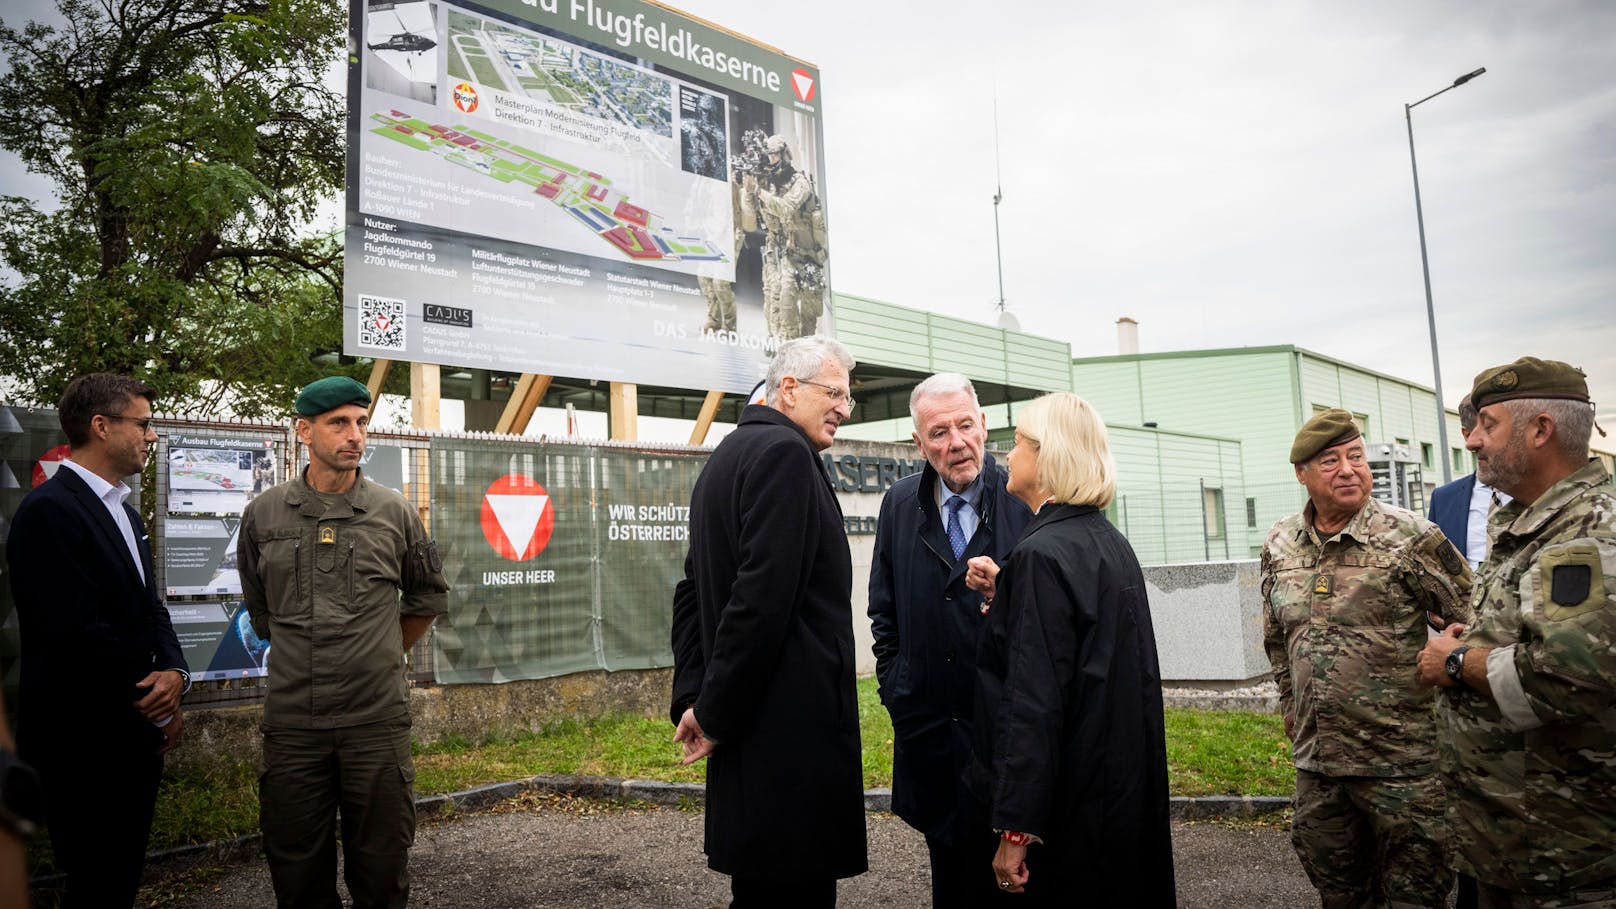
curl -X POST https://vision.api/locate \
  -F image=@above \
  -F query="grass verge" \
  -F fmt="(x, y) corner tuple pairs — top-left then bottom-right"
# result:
(29, 678), (1291, 875)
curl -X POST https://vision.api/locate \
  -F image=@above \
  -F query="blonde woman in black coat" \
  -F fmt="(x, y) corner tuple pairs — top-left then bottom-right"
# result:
(963, 392), (1176, 906)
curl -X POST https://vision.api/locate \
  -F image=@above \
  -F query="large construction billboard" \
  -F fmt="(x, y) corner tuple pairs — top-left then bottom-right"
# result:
(345, 0), (831, 393)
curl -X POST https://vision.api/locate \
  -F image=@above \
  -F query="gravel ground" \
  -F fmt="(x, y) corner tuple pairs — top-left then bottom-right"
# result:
(146, 793), (1314, 909)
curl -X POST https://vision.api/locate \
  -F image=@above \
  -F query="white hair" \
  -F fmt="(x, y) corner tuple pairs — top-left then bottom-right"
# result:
(764, 336), (855, 405)
(909, 373), (981, 430)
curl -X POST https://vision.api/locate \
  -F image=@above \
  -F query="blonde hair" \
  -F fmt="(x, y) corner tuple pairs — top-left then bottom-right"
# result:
(1016, 393), (1116, 508)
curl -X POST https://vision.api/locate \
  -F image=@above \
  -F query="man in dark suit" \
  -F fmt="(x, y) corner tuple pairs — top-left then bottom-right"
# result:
(7, 373), (188, 906)
(671, 336), (868, 908)
(1428, 395), (1510, 569)
(868, 373), (1032, 908)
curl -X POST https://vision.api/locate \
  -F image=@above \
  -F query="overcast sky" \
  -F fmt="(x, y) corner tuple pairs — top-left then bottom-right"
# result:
(2, 0), (1612, 436)
(671, 0), (1616, 431)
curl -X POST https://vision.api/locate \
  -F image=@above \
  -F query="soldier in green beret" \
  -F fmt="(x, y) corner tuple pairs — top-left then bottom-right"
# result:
(1263, 408), (1474, 908)
(1417, 357), (1616, 907)
(240, 376), (450, 908)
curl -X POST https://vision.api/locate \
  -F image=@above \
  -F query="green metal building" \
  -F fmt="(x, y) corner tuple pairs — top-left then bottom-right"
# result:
(1068, 345), (1469, 558)
(832, 292), (1249, 565)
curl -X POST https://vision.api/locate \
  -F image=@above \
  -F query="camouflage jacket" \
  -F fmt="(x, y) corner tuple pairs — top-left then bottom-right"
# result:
(1438, 460), (1616, 893)
(1262, 497), (1473, 776)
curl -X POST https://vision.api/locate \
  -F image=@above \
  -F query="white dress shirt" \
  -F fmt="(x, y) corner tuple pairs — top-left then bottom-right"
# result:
(1465, 477), (1511, 569)
(60, 458), (145, 583)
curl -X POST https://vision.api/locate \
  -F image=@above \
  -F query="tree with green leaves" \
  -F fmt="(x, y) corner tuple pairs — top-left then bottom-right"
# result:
(0, 0), (358, 417)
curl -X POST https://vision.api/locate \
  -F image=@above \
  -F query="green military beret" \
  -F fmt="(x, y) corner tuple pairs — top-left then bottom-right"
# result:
(1470, 357), (1589, 411)
(1290, 408), (1362, 464)
(295, 376), (371, 416)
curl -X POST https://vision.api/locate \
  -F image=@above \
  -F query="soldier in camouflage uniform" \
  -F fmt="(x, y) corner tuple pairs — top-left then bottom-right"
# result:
(1417, 358), (1616, 909)
(1263, 408), (1474, 909)
(740, 134), (827, 340)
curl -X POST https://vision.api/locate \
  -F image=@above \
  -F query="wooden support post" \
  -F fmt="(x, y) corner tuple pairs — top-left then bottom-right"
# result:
(365, 360), (392, 418)
(609, 382), (638, 441)
(410, 362), (441, 430)
(689, 390), (725, 445)
(495, 374), (552, 435)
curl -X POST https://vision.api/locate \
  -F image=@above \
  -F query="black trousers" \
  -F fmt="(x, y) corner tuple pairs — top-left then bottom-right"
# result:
(37, 741), (162, 908)
(730, 874), (837, 909)
(926, 828), (1014, 908)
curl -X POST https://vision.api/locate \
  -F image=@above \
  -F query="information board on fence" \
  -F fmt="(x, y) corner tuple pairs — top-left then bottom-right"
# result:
(345, 0), (832, 393)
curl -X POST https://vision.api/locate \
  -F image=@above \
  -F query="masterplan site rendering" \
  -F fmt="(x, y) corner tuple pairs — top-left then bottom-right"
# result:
(368, 110), (729, 265)
(447, 9), (672, 138)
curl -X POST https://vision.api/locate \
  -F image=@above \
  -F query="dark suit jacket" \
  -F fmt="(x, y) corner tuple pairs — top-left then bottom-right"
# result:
(1429, 473), (1478, 559)
(867, 453), (1031, 842)
(6, 465), (184, 757)
(669, 405), (867, 879)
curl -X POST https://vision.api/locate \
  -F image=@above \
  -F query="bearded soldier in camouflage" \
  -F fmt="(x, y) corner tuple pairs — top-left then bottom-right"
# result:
(1264, 409), (1473, 909)
(1417, 357), (1616, 909)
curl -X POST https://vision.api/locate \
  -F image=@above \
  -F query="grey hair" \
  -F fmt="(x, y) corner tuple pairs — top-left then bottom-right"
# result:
(1458, 395), (1477, 433)
(765, 336), (855, 405)
(1502, 397), (1594, 460)
(909, 373), (981, 430)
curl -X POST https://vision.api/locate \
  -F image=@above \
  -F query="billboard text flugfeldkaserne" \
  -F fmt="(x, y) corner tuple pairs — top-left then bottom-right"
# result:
(345, 0), (833, 393)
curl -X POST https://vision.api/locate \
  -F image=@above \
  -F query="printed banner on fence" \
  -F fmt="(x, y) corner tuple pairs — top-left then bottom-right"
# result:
(428, 436), (702, 683)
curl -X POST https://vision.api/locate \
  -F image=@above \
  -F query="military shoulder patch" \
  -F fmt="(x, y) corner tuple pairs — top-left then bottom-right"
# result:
(1436, 538), (1466, 576)
(1538, 542), (1605, 621)
(1552, 564), (1591, 604)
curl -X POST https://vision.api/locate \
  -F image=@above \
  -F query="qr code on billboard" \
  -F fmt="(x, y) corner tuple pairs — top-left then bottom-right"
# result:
(358, 294), (405, 351)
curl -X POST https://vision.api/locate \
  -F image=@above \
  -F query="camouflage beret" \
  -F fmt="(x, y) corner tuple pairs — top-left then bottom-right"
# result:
(1470, 357), (1589, 411)
(295, 376), (371, 416)
(1290, 408), (1362, 464)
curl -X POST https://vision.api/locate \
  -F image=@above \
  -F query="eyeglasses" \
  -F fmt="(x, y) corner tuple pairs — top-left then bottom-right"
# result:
(100, 414), (155, 432)
(797, 379), (855, 410)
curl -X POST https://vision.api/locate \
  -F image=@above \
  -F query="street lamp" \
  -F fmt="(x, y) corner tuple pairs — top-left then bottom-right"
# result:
(1406, 66), (1485, 484)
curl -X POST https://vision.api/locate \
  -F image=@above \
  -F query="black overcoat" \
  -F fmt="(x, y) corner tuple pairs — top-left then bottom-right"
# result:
(965, 503), (1176, 905)
(867, 454), (1031, 842)
(670, 405), (867, 879)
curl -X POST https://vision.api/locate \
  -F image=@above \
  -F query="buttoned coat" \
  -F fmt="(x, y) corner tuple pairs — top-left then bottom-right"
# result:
(867, 453), (1031, 842)
(670, 405), (867, 879)
(965, 503), (1176, 905)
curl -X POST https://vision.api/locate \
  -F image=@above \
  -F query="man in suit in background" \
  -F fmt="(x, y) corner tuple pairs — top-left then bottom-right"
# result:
(6, 373), (188, 906)
(1429, 395), (1511, 569)
(868, 373), (1032, 907)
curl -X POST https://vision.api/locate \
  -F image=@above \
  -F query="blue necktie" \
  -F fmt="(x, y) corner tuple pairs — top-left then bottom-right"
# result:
(945, 495), (968, 560)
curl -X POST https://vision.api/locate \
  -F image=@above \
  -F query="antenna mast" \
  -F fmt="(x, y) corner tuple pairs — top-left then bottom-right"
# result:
(992, 95), (1006, 315)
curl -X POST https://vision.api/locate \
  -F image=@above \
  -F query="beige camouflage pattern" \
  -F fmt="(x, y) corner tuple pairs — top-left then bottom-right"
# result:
(1263, 496), (1474, 776)
(741, 168), (825, 340)
(1438, 460), (1616, 897)
(1291, 770), (1452, 908)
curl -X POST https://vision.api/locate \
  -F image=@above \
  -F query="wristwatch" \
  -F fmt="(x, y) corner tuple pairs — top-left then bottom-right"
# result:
(1444, 645), (1472, 687)
(0, 746), (44, 838)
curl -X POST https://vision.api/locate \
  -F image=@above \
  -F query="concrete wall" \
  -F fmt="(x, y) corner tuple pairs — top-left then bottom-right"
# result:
(1143, 560), (1268, 684)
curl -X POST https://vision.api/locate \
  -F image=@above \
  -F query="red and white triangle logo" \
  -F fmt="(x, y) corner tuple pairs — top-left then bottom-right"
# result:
(480, 473), (555, 561)
(791, 68), (816, 103)
(32, 443), (70, 488)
